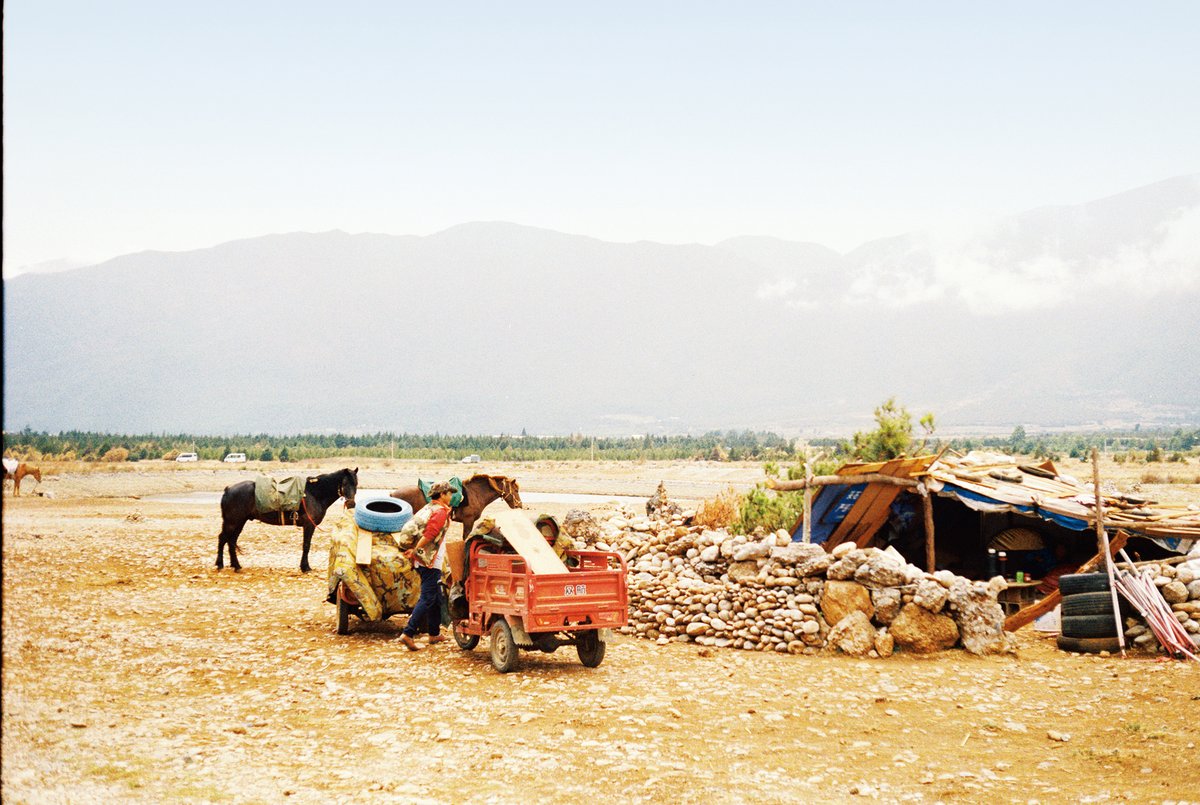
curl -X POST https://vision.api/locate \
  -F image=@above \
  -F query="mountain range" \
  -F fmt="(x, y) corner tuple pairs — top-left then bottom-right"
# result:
(4, 175), (1199, 436)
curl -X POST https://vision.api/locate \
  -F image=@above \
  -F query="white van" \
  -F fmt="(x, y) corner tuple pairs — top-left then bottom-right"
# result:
(176, 452), (199, 463)
(223, 453), (247, 463)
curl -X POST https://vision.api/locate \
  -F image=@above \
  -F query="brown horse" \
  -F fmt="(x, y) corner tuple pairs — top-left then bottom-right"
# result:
(3, 462), (42, 496)
(391, 474), (523, 537)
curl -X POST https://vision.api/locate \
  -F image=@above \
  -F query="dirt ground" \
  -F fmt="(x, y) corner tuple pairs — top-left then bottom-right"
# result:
(3, 460), (1199, 804)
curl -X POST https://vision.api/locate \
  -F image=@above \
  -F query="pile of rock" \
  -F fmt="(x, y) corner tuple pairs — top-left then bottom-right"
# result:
(1122, 555), (1200, 650)
(559, 503), (1011, 658)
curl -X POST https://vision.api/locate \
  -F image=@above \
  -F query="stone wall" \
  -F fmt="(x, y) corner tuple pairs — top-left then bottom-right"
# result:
(561, 506), (1011, 658)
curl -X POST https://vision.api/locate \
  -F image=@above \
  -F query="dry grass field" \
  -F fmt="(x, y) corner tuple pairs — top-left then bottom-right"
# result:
(3, 459), (1199, 803)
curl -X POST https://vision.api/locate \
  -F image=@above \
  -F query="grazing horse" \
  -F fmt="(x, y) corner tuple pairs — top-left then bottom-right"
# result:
(391, 473), (523, 537)
(3, 461), (42, 496)
(216, 468), (358, 572)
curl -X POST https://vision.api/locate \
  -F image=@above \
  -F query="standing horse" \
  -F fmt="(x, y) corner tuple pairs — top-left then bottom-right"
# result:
(3, 461), (42, 496)
(216, 468), (358, 572)
(390, 474), (523, 537)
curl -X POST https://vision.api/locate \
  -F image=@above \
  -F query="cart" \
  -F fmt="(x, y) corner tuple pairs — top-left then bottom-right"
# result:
(450, 509), (628, 672)
(326, 511), (421, 634)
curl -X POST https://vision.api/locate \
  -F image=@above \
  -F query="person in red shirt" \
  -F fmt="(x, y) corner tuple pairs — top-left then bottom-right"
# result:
(399, 482), (454, 651)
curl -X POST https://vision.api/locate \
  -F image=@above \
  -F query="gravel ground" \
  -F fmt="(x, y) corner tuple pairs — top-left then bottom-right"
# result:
(3, 461), (1199, 803)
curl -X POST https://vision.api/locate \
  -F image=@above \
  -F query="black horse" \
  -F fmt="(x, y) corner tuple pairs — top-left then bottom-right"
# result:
(216, 468), (358, 572)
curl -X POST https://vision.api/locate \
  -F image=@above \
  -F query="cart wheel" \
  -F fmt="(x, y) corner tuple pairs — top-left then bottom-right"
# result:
(489, 619), (520, 673)
(336, 586), (351, 636)
(453, 621), (479, 651)
(576, 629), (606, 668)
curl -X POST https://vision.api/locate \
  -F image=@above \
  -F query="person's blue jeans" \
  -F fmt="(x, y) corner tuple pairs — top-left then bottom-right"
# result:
(403, 565), (443, 637)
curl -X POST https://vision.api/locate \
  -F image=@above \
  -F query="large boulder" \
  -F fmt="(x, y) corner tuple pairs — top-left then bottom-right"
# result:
(870, 587), (902, 625)
(947, 580), (1011, 655)
(890, 604), (959, 653)
(771, 542), (826, 564)
(733, 541), (772, 562)
(913, 578), (950, 613)
(825, 611), (876, 657)
(854, 553), (910, 588)
(727, 561), (760, 585)
(562, 509), (601, 543)
(1162, 581), (1189, 604)
(821, 580), (874, 626)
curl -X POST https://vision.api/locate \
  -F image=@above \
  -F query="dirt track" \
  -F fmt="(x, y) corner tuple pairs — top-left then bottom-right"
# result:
(3, 461), (1199, 803)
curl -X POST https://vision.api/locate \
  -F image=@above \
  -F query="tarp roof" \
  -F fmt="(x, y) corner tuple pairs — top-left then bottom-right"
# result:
(797, 451), (1200, 554)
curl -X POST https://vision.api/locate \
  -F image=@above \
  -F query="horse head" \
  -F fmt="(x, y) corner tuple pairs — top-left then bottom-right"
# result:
(340, 468), (359, 507)
(489, 475), (523, 510)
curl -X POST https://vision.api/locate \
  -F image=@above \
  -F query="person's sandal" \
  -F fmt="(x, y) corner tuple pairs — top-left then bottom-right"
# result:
(400, 634), (420, 651)
(427, 634), (447, 645)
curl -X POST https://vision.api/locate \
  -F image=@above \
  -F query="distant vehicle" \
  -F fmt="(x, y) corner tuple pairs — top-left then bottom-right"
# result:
(176, 452), (199, 463)
(223, 453), (247, 463)
(461, 454), (481, 463)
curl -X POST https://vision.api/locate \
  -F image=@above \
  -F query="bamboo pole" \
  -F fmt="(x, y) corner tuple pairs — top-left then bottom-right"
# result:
(802, 462), (813, 544)
(1094, 448), (1127, 658)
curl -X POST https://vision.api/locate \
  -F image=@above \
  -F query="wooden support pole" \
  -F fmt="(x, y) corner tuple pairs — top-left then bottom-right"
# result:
(767, 473), (922, 492)
(1094, 448), (1127, 657)
(922, 486), (936, 572)
(802, 462), (813, 544)
(1003, 530), (1129, 631)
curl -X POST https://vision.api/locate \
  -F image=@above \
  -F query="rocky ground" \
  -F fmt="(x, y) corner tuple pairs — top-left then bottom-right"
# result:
(3, 460), (1199, 803)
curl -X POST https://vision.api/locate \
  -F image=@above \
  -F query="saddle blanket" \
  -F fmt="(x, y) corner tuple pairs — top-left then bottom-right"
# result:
(417, 476), (465, 508)
(2, 458), (18, 475)
(254, 475), (307, 514)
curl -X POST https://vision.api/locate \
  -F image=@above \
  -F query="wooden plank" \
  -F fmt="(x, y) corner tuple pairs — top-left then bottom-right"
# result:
(354, 525), (373, 565)
(1003, 530), (1129, 631)
(490, 509), (569, 575)
(833, 458), (916, 548)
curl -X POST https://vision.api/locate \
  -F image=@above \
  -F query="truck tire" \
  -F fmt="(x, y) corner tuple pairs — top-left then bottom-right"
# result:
(1057, 635), (1122, 654)
(490, 619), (520, 673)
(354, 498), (413, 532)
(1058, 572), (1110, 596)
(1061, 591), (1131, 618)
(576, 629), (606, 668)
(1060, 613), (1121, 639)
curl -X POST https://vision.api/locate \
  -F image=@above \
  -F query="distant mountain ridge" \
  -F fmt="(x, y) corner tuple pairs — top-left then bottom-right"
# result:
(4, 176), (1198, 435)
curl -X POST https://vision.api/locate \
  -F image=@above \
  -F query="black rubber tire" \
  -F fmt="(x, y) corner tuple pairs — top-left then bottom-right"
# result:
(453, 621), (479, 651)
(1058, 572), (1110, 596)
(1057, 634), (1122, 654)
(576, 629), (606, 668)
(1061, 591), (1132, 617)
(489, 619), (520, 673)
(1061, 613), (1121, 639)
(336, 587), (351, 635)
(353, 497), (413, 532)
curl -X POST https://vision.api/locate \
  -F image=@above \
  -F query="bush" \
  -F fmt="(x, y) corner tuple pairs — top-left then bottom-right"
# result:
(102, 447), (129, 462)
(260, 448), (274, 461)
(736, 485), (804, 536)
(693, 486), (740, 530)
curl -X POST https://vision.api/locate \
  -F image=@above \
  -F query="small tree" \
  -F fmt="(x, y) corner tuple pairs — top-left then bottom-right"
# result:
(847, 398), (927, 461)
(260, 448), (274, 461)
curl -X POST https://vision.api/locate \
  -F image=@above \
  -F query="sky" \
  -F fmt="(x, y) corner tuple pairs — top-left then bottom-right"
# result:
(4, 1), (1199, 277)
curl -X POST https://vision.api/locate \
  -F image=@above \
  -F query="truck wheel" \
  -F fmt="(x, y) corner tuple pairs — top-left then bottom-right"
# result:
(454, 621), (479, 651)
(336, 586), (351, 635)
(490, 619), (520, 673)
(576, 629), (606, 668)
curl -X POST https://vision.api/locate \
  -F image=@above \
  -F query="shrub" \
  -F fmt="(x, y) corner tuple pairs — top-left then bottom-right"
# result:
(260, 448), (274, 461)
(736, 485), (804, 536)
(693, 486), (740, 530)
(1140, 471), (1167, 485)
(102, 447), (129, 462)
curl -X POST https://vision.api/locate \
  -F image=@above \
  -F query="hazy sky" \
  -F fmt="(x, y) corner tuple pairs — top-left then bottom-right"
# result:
(4, 1), (1198, 275)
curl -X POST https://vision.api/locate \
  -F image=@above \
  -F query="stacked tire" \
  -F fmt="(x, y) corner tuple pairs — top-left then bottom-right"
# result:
(1057, 572), (1129, 653)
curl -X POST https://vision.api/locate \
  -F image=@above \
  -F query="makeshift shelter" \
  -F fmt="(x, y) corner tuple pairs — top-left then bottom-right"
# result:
(782, 451), (1200, 582)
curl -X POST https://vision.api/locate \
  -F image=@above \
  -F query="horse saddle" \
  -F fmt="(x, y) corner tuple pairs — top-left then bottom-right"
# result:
(254, 475), (307, 515)
(2, 458), (18, 475)
(417, 476), (465, 508)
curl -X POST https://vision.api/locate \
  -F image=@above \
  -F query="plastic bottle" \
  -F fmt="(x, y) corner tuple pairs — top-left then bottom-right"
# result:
(998, 551), (1008, 579)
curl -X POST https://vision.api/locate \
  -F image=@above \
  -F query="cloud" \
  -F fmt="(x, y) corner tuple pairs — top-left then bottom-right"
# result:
(755, 278), (798, 300)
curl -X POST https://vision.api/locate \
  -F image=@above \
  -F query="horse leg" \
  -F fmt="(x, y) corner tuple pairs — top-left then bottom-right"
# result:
(300, 523), (315, 573)
(218, 518), (245, 571)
